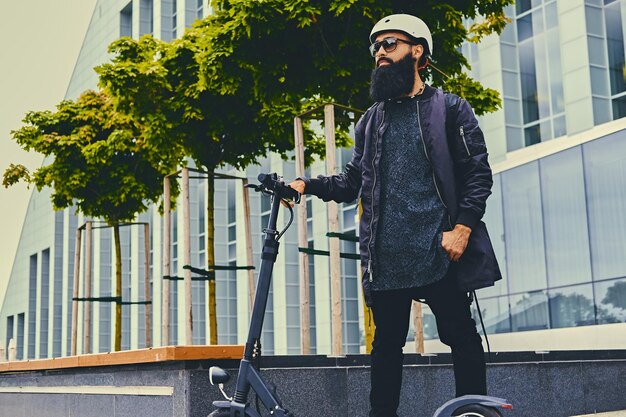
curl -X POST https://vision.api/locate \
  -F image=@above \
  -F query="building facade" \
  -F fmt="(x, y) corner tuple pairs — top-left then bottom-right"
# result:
(2, 0), (626, 360)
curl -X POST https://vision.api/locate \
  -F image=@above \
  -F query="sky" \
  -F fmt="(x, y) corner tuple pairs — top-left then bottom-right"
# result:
(0, 0), (97, 302)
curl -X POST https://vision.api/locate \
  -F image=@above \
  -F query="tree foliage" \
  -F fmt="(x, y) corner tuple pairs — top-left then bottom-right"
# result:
(4, 90), (176, 222)
(197, 0), (512, 114)
(98, 0), (512, 172)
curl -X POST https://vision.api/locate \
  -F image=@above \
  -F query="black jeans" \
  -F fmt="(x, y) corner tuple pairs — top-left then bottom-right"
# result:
(369, 269), (486, 417)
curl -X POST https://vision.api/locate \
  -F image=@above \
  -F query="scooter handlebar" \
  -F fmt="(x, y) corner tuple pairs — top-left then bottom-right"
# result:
(255, 173), (301, 204)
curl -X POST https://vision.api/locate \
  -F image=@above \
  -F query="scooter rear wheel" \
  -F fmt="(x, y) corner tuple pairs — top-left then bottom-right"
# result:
(452, 403), (503, 417)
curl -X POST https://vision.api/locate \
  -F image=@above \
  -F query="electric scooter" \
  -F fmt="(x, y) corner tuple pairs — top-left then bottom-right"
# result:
(208, 173), (512, 417)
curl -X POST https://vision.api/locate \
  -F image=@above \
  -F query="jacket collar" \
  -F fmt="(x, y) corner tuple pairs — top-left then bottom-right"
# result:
(375, 83), (437, 106)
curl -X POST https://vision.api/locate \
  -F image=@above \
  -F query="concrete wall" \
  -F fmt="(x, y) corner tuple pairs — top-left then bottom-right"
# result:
(1, 351), (625, 417)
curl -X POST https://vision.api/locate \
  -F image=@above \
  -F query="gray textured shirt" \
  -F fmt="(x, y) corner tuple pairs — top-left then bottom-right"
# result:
(373, 95), (451, 291)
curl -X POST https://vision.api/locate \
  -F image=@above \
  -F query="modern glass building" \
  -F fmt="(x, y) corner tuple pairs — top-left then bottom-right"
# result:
(2, 0), (626, 360)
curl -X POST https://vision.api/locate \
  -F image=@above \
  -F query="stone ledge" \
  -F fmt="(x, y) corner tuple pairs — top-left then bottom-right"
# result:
(0, 345), (243, 373)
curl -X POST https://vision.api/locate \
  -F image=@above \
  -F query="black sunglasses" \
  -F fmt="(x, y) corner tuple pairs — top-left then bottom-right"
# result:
(369, 37), (417, 57)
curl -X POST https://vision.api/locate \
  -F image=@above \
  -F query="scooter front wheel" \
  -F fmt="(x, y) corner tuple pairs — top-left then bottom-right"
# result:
(452, 404), (503, 417)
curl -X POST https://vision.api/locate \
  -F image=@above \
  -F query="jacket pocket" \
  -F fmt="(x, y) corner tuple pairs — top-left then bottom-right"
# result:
(455, 221), (502, 291)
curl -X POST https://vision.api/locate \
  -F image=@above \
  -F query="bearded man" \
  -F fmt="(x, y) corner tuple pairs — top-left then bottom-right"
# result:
(289, 14), (502, 417)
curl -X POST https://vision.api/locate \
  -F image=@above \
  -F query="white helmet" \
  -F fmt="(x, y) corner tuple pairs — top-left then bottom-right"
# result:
(370, 14), (433, 56)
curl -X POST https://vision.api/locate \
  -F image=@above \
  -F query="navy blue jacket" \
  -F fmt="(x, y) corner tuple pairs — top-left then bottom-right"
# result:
(303, 85), (502, 306)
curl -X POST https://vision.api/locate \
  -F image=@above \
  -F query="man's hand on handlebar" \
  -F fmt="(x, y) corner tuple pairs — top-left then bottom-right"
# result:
(281, 180), (306, 208)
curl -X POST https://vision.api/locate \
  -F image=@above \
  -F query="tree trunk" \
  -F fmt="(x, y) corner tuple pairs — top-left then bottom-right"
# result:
(113, 221), (122, 351)
(207, 171), (217, 345)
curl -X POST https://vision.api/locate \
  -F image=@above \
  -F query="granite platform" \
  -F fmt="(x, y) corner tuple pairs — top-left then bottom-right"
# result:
(0, 349), (625, 417)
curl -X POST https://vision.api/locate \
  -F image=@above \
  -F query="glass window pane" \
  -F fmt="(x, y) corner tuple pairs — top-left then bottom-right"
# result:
(540, 120), (552, 142)
(612, 95), (626, 119)
(517, 0), (532, 15)
(502, 50), (520, 82)
(472, 296), (511, 334)
(588, 36), (607, 66)
(553, 115), (566, 138)
(545, 2), (558, 27)
(549, 284), (596, 328)
(481, 175), (509, 297)
(585, 6), (604, 36)
(520, 41), (539, 123)
(534, 35), (551, 120)
(517, 15), (533, 42)
(593, 97), (611, 124)
(503, 72), (521, 99)
(510, 291), (549, 331)
(501, 16), (516, 44)
(506, 127), (524, 152)
(501, 46), (518, 73)
(504, 98), (522, 125)
(591, 66), (609, 97)
(540, 147), (593, 287)
(595, 278), (626, 324)
(524, 124), (541, 146)
(532, 9), (544, 35)
(605, 2), (626, 94)
(547, 30), (564, 114)
(502, 162), (548, 293)
(583, 131), (626, 281)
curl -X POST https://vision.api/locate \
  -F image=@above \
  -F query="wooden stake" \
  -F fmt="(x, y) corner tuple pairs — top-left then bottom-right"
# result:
(182, 168), (193, 345)
(71, 228), (82, 356)
(162, 176), (171, 346)
(356, 202), (375, 353)
(207, 173), (217, 345)
(241, 179), (256, 315)
(325, 104), (343, 356)
(412, 301), (424, 353)
(144, 223), (152, 348)
(113, 223), (122, 351)
(84, 221), (93, 354)
(294, 116), (311, 355)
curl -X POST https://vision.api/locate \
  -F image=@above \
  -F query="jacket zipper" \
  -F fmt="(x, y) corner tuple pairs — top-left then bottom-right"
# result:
(367, 107), (385, 282)
(416, 101), (453, 229)
(460, 126), (470, 156)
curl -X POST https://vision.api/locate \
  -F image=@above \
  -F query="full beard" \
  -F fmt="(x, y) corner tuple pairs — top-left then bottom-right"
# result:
(369, 53), (417, 102)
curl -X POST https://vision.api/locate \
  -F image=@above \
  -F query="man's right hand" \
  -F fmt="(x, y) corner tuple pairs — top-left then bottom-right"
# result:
(281, 179), (306, 208)
(288, 179), (306, 195)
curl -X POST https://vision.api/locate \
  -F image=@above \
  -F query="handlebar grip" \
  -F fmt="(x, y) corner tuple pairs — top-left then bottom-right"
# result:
(256, 173), (301, 203)
(284, 186), (301, 203)
(257, 173), (276, 186)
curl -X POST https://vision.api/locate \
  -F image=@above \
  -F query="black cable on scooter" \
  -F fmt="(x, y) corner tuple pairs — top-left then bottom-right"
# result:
(472, 290), (492, 362)
(277, 201), (294, 240)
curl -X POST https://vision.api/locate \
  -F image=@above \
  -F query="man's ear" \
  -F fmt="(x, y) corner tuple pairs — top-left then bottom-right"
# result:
(413, 44), (423, 60)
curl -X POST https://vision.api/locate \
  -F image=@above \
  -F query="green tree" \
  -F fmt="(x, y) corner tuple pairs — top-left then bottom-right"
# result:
(3, 90), (181, 352)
